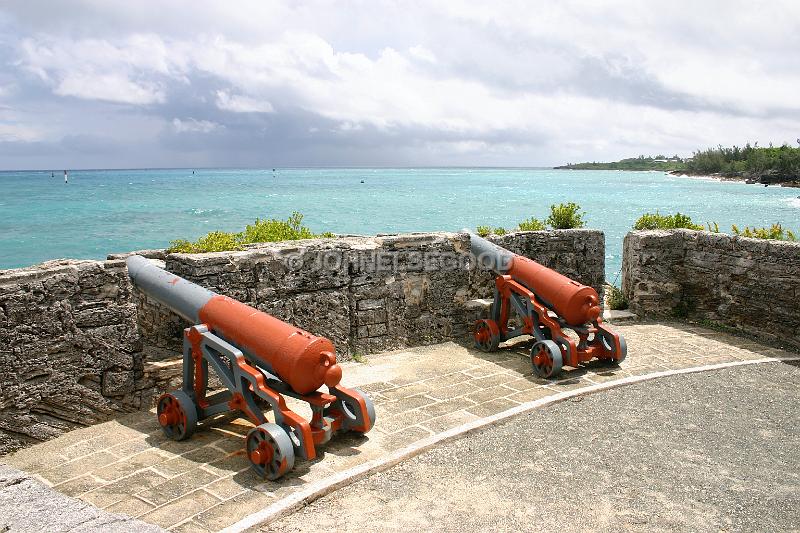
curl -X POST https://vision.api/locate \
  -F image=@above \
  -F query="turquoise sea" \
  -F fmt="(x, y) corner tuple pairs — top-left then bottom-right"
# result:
(2, 168), (799, 278)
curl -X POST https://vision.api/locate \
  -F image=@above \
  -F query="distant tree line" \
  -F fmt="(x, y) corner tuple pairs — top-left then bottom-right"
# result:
(557, 142), (800, 182)
(555, 155), (684, 171)
(686, 143), (800, 178)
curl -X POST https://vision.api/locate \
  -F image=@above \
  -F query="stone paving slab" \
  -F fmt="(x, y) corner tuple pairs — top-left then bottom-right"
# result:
(0, 464), (165, 533)
(3, 321), (796, 532)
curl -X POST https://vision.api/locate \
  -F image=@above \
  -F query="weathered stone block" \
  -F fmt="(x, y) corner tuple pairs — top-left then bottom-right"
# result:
(623, 229), (800, 350)
(103, 370), (135, 396)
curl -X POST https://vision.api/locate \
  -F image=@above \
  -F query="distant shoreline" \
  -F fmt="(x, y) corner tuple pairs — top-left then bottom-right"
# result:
(668, 170), (800, 188)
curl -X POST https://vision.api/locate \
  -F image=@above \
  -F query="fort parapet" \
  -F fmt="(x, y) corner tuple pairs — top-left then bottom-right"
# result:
(622, 229), (800, 350)
(0, 230), (603, 454)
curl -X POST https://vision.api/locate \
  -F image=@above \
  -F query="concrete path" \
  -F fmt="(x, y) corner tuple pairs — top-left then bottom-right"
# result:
(266, 361), (800, 533)
(0, 464), (164, 533)
(1, 321), (796, 531)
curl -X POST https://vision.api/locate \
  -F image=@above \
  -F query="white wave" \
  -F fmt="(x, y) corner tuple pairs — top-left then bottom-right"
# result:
(784, 197), (800, 208)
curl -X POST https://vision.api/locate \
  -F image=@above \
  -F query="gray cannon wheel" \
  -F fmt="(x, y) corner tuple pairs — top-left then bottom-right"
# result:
(600, 333), (628, 365)
(530, 340), (563, 378)
(246, 423), (295, 480)
(326, 388), (377, 434)
(157, 390), (198, 441)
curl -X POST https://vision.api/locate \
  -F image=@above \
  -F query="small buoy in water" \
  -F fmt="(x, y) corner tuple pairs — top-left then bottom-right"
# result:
(360, 180), (364, 183)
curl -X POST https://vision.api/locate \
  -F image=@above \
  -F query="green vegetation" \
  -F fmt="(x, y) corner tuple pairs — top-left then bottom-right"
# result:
(556, 143), (800, 184)
(476, 202), (585, 235)
(633, 212), (797, 242)
(696, 318), (740, 336)
(517, 217), (546, 231)
(168, 212), (330, 253)
(731, 223), (796, 241)
(606, 284), (628, 311)
(546, 202), (585, 229)
(351, 352), (368, 364)
(687, 143), (800, 178)
(633, 212), (704, 231)
(555, 155), (686, 171)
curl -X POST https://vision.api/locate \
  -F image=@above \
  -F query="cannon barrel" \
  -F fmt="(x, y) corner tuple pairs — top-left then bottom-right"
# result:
(466, 231), (601, 326)
(126, 255), (342, 394)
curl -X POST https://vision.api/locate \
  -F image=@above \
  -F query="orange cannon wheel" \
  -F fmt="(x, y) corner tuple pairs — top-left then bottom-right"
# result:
(474, 319), (501, 352)
(531, 340), (563, 378)
(246, 423), (295, 480)
(157, 390), (198, 441)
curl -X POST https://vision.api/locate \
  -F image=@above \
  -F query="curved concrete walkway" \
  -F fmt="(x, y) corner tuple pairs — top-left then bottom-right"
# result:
(265, 361), (800, 532)
(2, 321), (797, 532)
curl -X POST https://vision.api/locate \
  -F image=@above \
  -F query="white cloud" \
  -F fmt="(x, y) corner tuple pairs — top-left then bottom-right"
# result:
(172, 118), (222, 133)
(215, 90), (274, 113)
(0, 123), (41, 142)
(2, 0), (799, 167)
(56, 73), (164, 104)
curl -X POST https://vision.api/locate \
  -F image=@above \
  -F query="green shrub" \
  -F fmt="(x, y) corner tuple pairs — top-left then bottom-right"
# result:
(241, 212), (315, 242)
(167, 231), (244, 253)
(476, 205), (584, 235)
(731, 223), (796, 241)
(517, 217), (546, 231)
(547, 202), (585, 229)
(606, 284), (628, 310)
(167, 212), (327, 253)
(476, 225), (491, 237)
(706, 221), (720, 233)
(633, 212), (704, 231)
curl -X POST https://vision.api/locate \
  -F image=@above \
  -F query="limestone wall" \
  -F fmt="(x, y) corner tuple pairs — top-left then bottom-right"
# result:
(0, 230), (604, 453)
(622, 229), (800, 350)
(137, 230), (605, 358)
(0, 259), (143, 455)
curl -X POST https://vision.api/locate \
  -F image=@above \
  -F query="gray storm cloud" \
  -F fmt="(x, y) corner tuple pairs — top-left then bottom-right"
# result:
(0, 0), (798, 169)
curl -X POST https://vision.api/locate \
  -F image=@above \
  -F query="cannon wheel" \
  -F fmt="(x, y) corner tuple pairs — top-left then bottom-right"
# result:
(246, 423), (295, 480)
(474, 319), (501, 352)
(599, 333), (628, 365)
(157, 390), (198, 441)
(530, 340), (563, 378)
(343, 388), (376, 435)
(325, 388), (377, 435)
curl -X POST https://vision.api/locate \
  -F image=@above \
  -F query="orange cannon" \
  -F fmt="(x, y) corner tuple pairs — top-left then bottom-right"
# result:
(127, 255), (375, 480)
(467, 231), (626, 378)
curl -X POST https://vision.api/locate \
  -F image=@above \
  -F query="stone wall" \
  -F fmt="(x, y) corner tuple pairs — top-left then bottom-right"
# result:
(0, 259), (143, 455)
(0, 230), (604, 454)
(138, 230), (605, 358)
(622, 229), (800, 350)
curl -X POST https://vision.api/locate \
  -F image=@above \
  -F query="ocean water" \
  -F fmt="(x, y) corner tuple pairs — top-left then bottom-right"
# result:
(2, 168), (799, 279)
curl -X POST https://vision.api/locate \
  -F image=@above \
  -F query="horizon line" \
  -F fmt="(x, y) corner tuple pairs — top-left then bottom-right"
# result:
(0, 165), (563, 173)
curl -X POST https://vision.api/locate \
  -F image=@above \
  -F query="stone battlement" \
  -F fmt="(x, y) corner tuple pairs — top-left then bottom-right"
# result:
(0, 230), (604, 454)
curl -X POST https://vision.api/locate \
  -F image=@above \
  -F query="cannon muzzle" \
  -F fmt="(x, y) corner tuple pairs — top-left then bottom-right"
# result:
(464, 230), (514, 273)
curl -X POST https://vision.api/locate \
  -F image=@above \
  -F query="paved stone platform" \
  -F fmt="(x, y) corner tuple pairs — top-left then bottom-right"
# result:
(2, 321), (796, 532)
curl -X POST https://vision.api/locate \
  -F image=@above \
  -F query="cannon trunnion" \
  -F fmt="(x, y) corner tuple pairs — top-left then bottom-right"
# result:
(127, 255), (375, 480)
(467, 232), (626, 378)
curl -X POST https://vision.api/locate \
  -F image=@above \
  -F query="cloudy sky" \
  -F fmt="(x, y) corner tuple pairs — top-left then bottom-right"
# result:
(0, 0), (797, 169)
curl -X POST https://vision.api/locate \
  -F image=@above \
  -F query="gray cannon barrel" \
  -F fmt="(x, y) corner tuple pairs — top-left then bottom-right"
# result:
(126, 255), (214, 323)
(463, 229), (514, 273)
